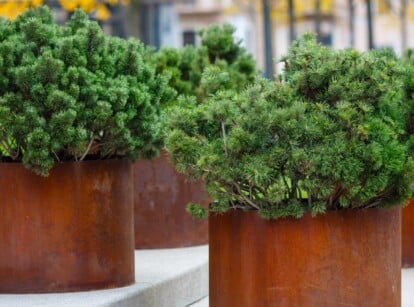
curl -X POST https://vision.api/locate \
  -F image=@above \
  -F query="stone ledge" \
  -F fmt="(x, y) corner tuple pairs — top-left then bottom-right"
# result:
(0, 245), (208, 307)
(402, 268), (414, 307)
(1, 247), (412, 307)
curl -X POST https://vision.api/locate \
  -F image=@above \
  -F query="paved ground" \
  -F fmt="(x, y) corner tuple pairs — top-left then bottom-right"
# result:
(0, 245), (208, 307)
(190, 268), (414, 307)
(0, 246), (411, 307)
(402, 268), (414, 307)
(188, 296), (208, 306)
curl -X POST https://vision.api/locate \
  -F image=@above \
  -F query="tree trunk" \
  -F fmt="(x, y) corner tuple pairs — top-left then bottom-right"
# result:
(109, 5), (127, 38)
(288, 0), (295, 43)
(401, 0), (408, 52)
(315, 0), (322, 41)
(348, 0), (355, 47)
(262, 0), (274, 79)
(366, 0), (374, 49)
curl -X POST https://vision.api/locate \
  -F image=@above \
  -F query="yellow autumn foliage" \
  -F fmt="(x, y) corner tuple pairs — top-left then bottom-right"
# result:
(224, 0), (334, 24)
(0, 0), (43, 19)
(227, 0), (414, 24)
(58, 0), (129, 20)
(271, 0), (333, 23)
(0, 0), (128, 20)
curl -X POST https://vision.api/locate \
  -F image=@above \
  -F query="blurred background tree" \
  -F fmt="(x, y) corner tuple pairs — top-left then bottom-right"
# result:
(0, 0), (43, 19)
(2, 0), (414, 77)
(58, 0), (129, 21)
(0, 0), (129, 24)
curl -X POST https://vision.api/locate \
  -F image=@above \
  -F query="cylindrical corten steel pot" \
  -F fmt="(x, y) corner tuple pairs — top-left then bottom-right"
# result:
(134, 150), (209, 249)
(403, 198), (414, 267)
(209, 208), (401, 307)
(0, 159), (134, 293)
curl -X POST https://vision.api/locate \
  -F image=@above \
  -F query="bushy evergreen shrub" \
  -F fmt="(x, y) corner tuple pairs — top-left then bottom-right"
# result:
(152, 24), (259, 151)
(401, 49), (414, 151)
(166, 34), (414, 219)
(0, 6), (172, 175)
(153, 23), (258, 104)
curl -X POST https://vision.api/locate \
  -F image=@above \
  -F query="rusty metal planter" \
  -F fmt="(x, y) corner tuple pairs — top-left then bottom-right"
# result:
(0, 159), (134, 293)
(209, 208), (401, 307)
(403, 198), (414, 268)
(133, 150), (209, 249)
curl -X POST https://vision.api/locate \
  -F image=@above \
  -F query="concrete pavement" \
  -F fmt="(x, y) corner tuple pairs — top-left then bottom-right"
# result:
(403, 268), (414, 307)
(0, 245), (412, 307)
(0, 245), (208, 307)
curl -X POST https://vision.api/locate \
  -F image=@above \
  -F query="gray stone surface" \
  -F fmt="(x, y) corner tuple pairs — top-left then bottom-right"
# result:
(188, 296), (208, 307)
(0, 245), (208, 307)
(402, 268), (414, 307)
(0, 246), (411, 307)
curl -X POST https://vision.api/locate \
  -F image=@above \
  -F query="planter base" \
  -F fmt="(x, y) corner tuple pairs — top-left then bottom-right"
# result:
(209, 208), (401, 307)
(0, 160), (134, 293)
(403, 199), (414, 268)
(134, 151), (209, 249)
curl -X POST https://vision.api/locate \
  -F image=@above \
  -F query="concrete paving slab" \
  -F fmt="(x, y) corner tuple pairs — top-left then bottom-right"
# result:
(402, 268), (414, 307)
(0, 245), (208, 307)
(188, 296), (208, 307)
(0, 246), (410, 307)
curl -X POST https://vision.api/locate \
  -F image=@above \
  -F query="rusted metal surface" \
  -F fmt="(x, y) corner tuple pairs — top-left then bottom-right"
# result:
(403, 198), (414, 268)
(209, 208), (401, 307)
(134, 150), (209, 249)
(0, 160), (134, 293)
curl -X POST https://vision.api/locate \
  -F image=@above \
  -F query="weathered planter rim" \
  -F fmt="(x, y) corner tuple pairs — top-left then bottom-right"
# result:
(133, 150), (209, 249)
(0, 158), (135, 293)
(402, 199), (414, 268)
(209, 206), (401, 307)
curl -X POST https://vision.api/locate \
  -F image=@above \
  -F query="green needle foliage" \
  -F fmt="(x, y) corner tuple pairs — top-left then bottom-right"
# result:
(0, 6), (172, 176)
(152, 24), (259, 148)
(153, 23), (258, 105)
(401, 49), (414, 152)
(166, 33), (414, 219)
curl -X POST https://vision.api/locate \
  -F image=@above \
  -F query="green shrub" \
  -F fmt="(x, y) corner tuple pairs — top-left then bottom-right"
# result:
(166, 34), (414, 219)
(0, 6), (172, 175)
(151, 24), (259, 149)
(401, 49), (414, 152)
(153, 23), (258, 104)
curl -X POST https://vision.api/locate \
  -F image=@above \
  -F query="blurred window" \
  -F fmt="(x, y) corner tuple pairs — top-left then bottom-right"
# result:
(319, 33), (332, 46)
(183, 30), (196, 45)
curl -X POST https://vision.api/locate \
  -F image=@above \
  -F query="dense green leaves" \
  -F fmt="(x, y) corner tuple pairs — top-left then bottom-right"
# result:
(166, 34), (414, 219)
(0, 6), (172, 175)
(401, 49), (414, 151)
(152, 23), (258, 105)
(153, 23), (259, 154)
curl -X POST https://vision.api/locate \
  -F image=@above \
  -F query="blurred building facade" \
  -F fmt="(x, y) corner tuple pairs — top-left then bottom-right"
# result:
(129, 0), (414, 73)
(2, 0), (414, 73)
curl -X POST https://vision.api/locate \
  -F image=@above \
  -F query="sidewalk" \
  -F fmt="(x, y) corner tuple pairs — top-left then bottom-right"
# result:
(0, 245), (208, 307)
(0, 246), (412, 307)
(403, 268), (414, 307)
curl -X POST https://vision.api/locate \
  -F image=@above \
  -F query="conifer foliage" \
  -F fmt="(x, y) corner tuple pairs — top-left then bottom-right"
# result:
(153, 24), (258, 104)
(166, 34), (414, 219)
(0, 6), (171, 175)
(402, 49), (414, 148)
